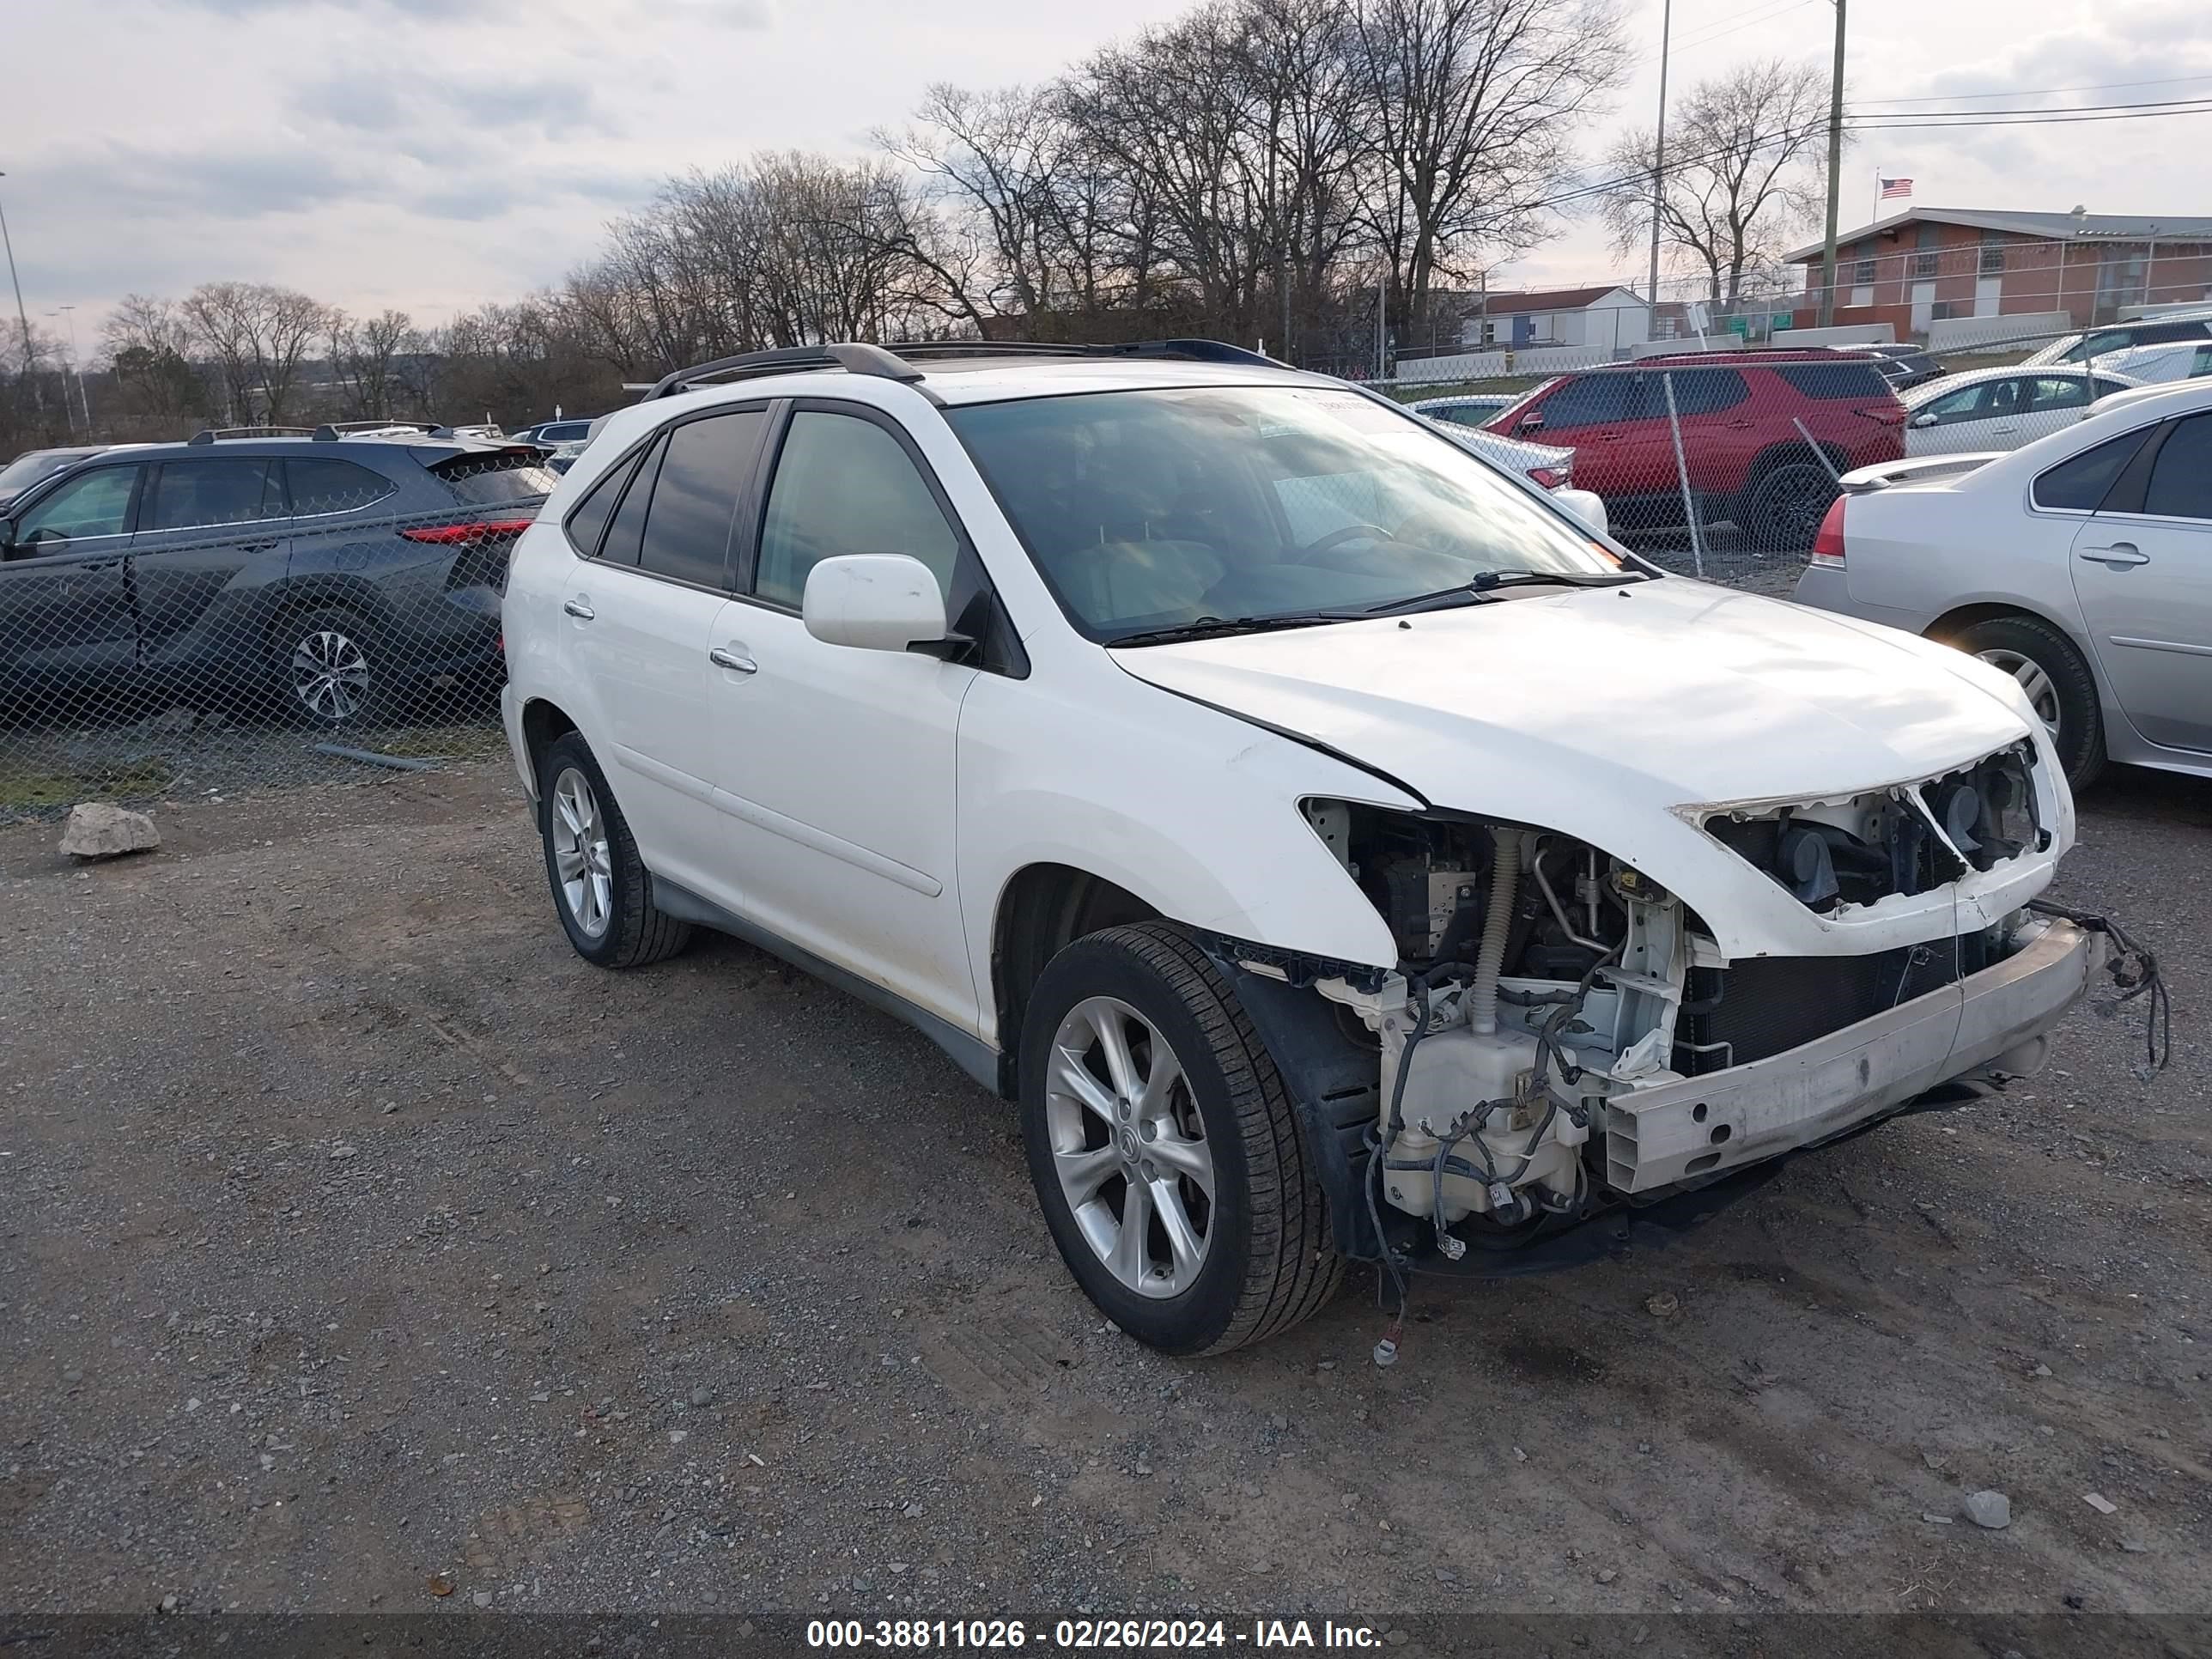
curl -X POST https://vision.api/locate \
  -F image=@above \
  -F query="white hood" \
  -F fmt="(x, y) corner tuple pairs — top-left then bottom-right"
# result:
(1113, 577), (2054, 956)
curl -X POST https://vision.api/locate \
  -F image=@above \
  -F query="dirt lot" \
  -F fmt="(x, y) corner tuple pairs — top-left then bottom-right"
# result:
(0, 756), (2205, 1637)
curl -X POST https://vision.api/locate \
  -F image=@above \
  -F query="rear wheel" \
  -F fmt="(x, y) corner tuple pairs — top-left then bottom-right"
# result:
(281, 606), (383, 728)
(536, 732), (692, 968)
(1946, 614), (2106, 789)
(1019, 922), (1341, 1355)
(1742, 463), (1837, 552)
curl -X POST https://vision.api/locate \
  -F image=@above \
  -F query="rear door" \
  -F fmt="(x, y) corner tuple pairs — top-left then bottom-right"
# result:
(1653, 367), (1754, 495)
(128, 455), (291, 682)
(2069, 411), (2212, 754)
(565, 406), (770, 906)
(1908, 378), (2019, 455)
(0, 461), (143, 686)
(2018, 375), (2103, 447)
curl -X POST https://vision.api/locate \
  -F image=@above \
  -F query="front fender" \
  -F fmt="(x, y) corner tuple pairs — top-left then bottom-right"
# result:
(957, 670), (1410, 1048)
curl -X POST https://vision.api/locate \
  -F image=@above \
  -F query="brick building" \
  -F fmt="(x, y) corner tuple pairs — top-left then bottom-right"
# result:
(1785, 209), (2212, 339)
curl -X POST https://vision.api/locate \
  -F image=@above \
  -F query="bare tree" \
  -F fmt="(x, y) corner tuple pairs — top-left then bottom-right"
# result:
(326, 307), (421, 419)
(1595, 58), (1832, 310)
(176, 283), (331, 425)
(1352, 0), (1628, 336)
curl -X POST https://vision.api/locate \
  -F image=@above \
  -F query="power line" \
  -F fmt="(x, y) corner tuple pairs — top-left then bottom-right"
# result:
(1855, 71), (2212, 106)
(1852, 101), (2212, 130)
(1670, 0), (1817, 52)
(1848, 93), (2212, 121)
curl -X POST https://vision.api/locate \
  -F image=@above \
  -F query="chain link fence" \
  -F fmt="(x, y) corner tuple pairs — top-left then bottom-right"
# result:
(3, 307), (2202, 821)
(0, 440), (550, 823)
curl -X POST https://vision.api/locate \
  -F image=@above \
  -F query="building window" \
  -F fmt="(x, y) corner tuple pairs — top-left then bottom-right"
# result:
(1853, 258), (1876, 284)
(1911, 252), (1939, 280)
(1978, 240), (2005, 276)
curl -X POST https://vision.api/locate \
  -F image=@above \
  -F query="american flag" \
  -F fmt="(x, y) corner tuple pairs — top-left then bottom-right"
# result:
(1881, 177), (1914, 200)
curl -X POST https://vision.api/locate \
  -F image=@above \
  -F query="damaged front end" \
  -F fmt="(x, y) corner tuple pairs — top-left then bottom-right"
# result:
(1206, 766), (2114, 1272)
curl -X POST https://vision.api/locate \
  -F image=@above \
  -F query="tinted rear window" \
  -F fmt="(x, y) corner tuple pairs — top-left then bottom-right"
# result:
(1775, 363), (1890, 400)
(433, 452), (560, 506)
(2032, 428), (2155, 512)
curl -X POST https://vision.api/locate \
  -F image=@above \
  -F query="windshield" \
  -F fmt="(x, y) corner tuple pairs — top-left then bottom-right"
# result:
(0, 448), (98, 494)
(946, 384), (1620, 641)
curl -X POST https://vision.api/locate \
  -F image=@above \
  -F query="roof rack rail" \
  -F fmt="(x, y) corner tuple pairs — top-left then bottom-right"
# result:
(889, 338), (1286, 368)
(186, 425), (315, 445)
(641, 337), (1290, 402)
(311, 420), (441, 441)
(644, 343), (925, 400)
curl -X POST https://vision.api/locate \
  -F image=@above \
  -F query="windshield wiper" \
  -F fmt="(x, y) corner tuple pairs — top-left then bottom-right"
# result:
(1364, 568), (1647, 616)
(1106, 611), (1366, 647)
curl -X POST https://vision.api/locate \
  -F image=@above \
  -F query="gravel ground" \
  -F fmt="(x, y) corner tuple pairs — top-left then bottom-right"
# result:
(0, 757), (2204, 1637)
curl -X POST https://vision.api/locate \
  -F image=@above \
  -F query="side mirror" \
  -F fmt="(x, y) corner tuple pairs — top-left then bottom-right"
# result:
(802, 554), (950, 654)
(1515, 415), (1545, 435)
(1553, 487), (1609, 538)
(1910, 411), (1937, 428)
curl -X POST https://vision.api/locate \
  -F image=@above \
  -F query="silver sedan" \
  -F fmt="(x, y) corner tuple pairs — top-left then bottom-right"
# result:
(1793, 379), (2212, 788)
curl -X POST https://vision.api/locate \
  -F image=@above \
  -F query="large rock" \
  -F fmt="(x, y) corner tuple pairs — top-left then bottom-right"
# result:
(58, 803), (161, 861)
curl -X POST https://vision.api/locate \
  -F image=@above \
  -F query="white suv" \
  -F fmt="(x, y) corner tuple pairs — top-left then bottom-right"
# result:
(501, 340), (2100, 1355)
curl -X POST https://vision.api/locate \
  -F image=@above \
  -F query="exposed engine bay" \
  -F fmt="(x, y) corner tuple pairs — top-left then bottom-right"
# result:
(1295, 785), (2056, 1259)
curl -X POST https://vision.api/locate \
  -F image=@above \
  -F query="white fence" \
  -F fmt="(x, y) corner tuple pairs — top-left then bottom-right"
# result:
(1927, 312), (2071, 354)
(1393, 342), (1617, 386)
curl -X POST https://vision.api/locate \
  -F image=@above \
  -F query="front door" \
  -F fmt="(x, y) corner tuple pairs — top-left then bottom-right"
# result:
(707, 401), (981, 1034)
(129, 456), (292, 697)
(2069, 410), (2212, 753)
(0, 462), (143, 697)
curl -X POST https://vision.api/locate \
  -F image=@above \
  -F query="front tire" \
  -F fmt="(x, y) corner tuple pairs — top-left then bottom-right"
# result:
(1946, 615), (2106, 789)
(1019, 922), (1341, 1355)
(536, 732), (692, 968)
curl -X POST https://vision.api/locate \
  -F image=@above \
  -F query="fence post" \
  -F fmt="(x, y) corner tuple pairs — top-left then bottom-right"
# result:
(1662, 372), (1705, 579)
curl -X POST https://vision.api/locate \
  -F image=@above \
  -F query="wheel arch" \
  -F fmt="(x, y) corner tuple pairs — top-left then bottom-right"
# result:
(516, 696), (580, 799)
(1743, 439), (1848, 495)
(990, 862), (1160, 1097)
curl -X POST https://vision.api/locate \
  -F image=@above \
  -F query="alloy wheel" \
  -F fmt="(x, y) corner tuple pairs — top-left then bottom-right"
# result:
(1975, 647), (2063, 742)
(549, 766), (613, 939)
(1043, 995), (1215, 1298)
(291, 629), (370, 722)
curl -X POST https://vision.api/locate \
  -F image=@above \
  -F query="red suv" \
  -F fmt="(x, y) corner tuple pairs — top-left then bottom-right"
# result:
(1484, 350), (1907, 549)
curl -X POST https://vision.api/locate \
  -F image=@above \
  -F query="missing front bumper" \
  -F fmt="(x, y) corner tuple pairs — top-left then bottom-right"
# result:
(1605, 918), (2100, 1194)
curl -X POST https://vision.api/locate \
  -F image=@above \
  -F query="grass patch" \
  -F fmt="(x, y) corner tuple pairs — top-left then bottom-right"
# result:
(0, 757), (177, 811)
(367, 725), (510, 762)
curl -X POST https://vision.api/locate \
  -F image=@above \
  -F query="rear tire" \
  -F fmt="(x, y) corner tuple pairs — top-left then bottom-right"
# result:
(537, 732), (693, 968)
(1945, 615), (2106, 790)
(280, 605), (386, 728)
(1742, 463), (1837, 552)
(1019, 922), (1341, 1355)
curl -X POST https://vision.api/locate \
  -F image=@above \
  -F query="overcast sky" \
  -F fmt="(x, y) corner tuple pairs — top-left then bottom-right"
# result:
(4, 0), (2208, 351)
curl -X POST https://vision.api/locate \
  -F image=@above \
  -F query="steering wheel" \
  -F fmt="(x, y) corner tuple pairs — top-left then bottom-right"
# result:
(1302, 523), (1397, 555)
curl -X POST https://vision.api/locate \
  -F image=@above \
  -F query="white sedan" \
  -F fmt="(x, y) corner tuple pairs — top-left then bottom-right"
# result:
(1902, 365), (2138, 457)
(1796, 378), (2212, 787)
(2087, 340), (2212, 386)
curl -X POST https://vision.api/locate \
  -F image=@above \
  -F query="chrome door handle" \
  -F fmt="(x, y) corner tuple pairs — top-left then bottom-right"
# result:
(709, 647), (757, 674)
(2079, 544), (2149, 568)
(562, 598), (596, 620)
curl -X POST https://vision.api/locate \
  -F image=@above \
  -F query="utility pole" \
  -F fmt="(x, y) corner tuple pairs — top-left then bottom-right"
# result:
(1646, 0), (1673, 307)
(1816, 0), (1848, 327)
(0, 173), (39, 394)
(52, 304), (89, 433)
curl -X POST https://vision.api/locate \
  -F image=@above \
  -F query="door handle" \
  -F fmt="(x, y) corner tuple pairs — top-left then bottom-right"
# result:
(239, 539), (282, 554)
(2078, 544), (2149, 568)
(1727, 419), (1754, 428)
(1990, 425), (2017, 435)
(709, 646), (757, 674)
(562, 598), (596, 620)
